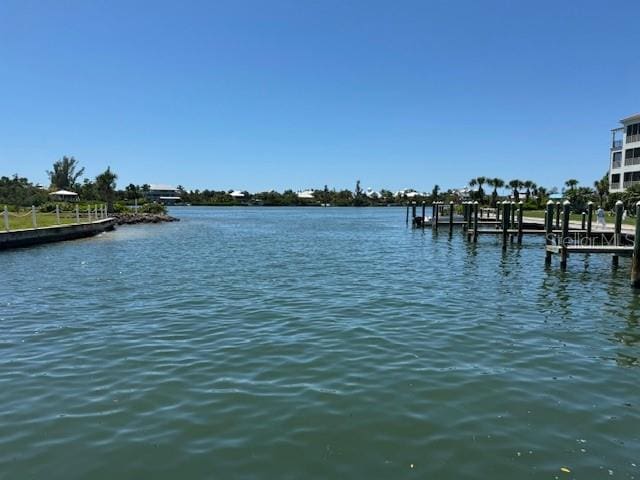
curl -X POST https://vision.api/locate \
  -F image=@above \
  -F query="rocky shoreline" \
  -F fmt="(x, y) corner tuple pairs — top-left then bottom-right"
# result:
(112, 213), (180, 225)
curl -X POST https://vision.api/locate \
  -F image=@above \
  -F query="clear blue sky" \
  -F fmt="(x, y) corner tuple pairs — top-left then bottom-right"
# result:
(1, 0), (639, 193)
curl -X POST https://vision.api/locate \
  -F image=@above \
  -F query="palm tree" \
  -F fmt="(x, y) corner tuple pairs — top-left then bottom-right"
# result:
(523, 180), (533, 201)
(47, 156), (85, 190)
(95, 167), (118, 213)
(565, 179), (579, 192)
(508, 179), (521, 202)
(489, 178), (504, 207)
(476, 176), (487, 203)
(431, 184), (440, 202)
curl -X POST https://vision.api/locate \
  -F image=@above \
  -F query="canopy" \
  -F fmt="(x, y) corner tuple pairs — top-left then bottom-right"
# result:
(49, 190), (78, 196)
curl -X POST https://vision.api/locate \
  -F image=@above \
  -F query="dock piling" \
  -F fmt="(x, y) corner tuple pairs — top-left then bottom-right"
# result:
(581, 212), (586, 230)
(434, 202), (440, 231)
(545, 200), (554, 266)
(421, 201), (426, 222)
(587, 202), (593, 238)
(502, 202), (510, 251)
(631, 201), (640, 288)
(560, 200), (570, 270)
(449, 201), (454, 235)
(473, 201), (479, 242)
(406, 203), (409, 225)
(517, 201), (524, 244)
(555, 202), (561, 230)
(613, 200), (624, 267)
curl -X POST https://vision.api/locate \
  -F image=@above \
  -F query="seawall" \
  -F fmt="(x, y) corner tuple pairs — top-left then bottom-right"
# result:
(0, 218), (116, 250)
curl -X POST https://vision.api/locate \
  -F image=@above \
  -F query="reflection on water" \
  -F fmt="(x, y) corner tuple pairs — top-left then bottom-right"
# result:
(0, 207), (639, 479)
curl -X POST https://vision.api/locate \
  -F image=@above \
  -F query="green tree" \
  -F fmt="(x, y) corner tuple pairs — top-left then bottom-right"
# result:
(47, 156), (85, 190)
(564, 179), (579, 192)
(476, 176), (487, 203)
(508, 179), (521, 202)
(594, 173), (609, 207)
(95, 167), (118, 213)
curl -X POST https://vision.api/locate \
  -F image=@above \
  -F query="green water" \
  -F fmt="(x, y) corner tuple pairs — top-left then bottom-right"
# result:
(1, 207), (639, 479)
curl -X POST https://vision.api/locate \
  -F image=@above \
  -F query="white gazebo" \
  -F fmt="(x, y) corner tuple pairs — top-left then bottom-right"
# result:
(49, 189), (79, 202)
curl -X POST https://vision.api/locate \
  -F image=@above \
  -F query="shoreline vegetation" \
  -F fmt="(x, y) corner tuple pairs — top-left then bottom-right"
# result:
(3, 157), (638, 218)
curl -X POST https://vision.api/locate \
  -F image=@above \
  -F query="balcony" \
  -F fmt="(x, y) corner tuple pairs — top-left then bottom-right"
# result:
(627, 134), (640, 144)
(623, 180), (640, 188)
(610, 182), (621, 190)
(624, 156), (640, 167)
(612, 139), (623, 150)
(612, 159), (622, 169)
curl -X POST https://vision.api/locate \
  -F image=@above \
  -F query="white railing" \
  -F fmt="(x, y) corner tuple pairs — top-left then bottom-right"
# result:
(2, 204), (108, 232)
(610, 182), (621, 190)
(612, 159), (622, 169)
(627, 134), (640, 144)
(623, 181), (640, 188)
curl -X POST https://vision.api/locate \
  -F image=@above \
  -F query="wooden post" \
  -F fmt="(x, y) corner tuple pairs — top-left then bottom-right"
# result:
(3, 205), (9, 231)
(502, 201), (510, 251)
(613, 200), (624, 267)
(55, 205), (60, 225)
(496, 202), (500, 222)
(555, 202), (561, 230)
(587, 201), (593, 239)
(421, 201), (426, 223)
(560, 200), (570, 270)
(545, 200), (554, 266)
(631, 201), (640, 288)
(581, 212), (586, 230)
(405, 203), (409, 225)
(434, 201), (439, 231)
(449, 201), (454, 235)
(76, 205), (80, 224)
(510, 202), (516, 229)
(411, 202), (416, 223)
(473, 201), (479, 242)
(432, 203), (436, 222)
(517, 201), (524, 244)
(31, 205), (37, 228)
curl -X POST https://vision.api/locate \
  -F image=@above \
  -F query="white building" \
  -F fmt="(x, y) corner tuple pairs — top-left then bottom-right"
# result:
(609, 113), (640, 192)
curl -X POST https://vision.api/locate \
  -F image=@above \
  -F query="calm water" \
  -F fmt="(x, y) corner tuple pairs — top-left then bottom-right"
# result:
(1, 207), (639, 479)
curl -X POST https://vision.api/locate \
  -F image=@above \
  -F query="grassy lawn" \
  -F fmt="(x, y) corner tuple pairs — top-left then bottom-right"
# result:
(523, 210), (636, 226)
(2, 213), (89, 231)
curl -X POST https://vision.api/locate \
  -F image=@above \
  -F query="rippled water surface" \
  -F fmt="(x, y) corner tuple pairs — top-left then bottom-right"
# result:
(2, 207), (640, 479)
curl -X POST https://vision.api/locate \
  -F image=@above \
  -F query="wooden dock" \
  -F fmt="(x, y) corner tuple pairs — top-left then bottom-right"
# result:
(406, 199), (640, 289)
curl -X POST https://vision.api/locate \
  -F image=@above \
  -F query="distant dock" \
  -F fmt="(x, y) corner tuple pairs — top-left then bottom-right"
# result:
(406, 200), (640, 288)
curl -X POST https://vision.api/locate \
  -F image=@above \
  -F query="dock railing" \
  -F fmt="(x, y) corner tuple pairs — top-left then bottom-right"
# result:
(3, 204), (109, 232)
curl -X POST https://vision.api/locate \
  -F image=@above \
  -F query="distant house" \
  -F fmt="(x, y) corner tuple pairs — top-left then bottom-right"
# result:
(297, 190), (315, 200)
(147, 184), (181, 205)
(229, 190), (246, 199)
(49, 189), (79, 202)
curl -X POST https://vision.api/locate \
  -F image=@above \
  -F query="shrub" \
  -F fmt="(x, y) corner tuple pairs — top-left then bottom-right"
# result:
(139, 202), (167, 214)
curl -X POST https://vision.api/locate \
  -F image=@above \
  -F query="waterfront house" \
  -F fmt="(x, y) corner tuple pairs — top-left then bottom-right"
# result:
(296, 190), (315, 200)
(146, 184), (181, 205)
(609, 113), (640, 192)
(49, 189), (79, 202)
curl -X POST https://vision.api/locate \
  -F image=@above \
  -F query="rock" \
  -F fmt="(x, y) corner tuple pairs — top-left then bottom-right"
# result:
(111, 213), (180, 225)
